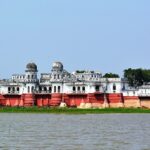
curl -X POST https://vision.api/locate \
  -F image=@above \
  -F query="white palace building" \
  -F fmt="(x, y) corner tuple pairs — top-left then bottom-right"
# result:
(0, 61), (150, 108)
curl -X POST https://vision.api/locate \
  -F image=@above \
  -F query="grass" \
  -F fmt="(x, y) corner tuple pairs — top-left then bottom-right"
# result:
(0, 107), (150, 114)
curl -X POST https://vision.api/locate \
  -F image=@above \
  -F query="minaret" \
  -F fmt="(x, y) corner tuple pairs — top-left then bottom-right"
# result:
(23, 62), (38, 107)
(25, 62), (38, 94)
(50, 62), (63, 106)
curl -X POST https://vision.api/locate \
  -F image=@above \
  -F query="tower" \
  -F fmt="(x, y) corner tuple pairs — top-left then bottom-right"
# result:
(50, 62), (63, 106)
(23, 62), (38, 107)
(25, 62), (38, 93)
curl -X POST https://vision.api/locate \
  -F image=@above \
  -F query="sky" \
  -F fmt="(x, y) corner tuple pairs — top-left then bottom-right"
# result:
(0, 0), (150, 78)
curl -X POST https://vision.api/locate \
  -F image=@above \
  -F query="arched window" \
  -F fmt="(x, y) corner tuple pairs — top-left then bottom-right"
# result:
(122, 84), (125, 90)
(32, 75), (34, 79)
(78, 86), (80, 92)
(105, 85), (108, 91)
(8, 87), (11, 92)
(113, 84), (116, 93)
(58, 86), (61, 93)
(39, 86), (42, 92)
(54, 86), (56, 93)
(28, 86), (30, 93)
(31, 86), (34, 92)
(28, 75), (30, 79)
(49, 87), (52, 93)
(73, 86), (76, 92)
(44, 87), (47, 92)
(54, 74), (56, 79)
(12, 87), (15, 93)
(95, 86), (100, 92)
(82, 86), (85, 92)
(17, 87), (20, 92)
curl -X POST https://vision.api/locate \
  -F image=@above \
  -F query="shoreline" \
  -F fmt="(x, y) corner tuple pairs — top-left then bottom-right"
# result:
(0, 107), (150, 114)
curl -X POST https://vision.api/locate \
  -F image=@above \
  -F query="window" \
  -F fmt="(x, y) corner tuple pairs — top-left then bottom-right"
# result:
(31, 86), (34, 92)
(39, 86), (42, 92)
(122, 85), (125, 90)
(12, 87), (15, 93)
(95, 86), (100, 92)
(78, 87), (80, 91)
(17, 87), (20, 92)
(8, 87), (11, 91)
(73, 86), (76, 92)
(58, 86), (61, 93)
(54, 86), (56, 93)
(44, 87), (47, 92)
(28, 86), (30, 93)
(113, 84), (116, 93)
(82, 86), (85, 92)
(8, 87), (11, 93)
(54, 75), (56, 79)
(49, 87), (52, 93)
(105, 85), (108, 91)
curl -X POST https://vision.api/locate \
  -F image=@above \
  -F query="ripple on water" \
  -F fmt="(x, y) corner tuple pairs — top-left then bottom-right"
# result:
(0, 114), (149, 150)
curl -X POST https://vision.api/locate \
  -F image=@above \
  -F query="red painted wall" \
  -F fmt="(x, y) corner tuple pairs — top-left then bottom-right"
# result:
(106, 93), (124, 103)
(35, 94), (51, 107)
(0, 93), (143, 108)
(49, 93), (62, 106)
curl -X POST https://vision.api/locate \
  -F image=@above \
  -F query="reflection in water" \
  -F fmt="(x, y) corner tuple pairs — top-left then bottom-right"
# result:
(0, 114), (149, 150)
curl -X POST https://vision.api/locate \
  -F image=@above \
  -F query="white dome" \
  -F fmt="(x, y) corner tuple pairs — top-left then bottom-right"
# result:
(26, 62), (38, 72)
(52, 61), (63, 71)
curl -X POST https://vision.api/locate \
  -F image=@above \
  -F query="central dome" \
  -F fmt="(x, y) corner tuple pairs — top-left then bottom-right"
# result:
(26, 62), (38, 72)
(52, 61), (63, 71)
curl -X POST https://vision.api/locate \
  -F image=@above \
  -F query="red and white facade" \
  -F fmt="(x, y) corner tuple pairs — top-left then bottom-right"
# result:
(0, 61), (150, 108)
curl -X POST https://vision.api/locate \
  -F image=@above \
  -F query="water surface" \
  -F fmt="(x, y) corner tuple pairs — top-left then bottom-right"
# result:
(0, 113), (149, 150)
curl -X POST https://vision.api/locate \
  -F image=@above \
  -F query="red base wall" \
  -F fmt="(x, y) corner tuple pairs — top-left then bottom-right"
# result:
(50, 94), (62, 106)
(0, 93), (143, 108)
(35, 94), (51, 107)
(106, 93), (124, 103)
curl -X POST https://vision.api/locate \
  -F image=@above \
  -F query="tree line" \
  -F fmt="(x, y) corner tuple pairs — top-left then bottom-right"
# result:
(103, 68), (150, 87)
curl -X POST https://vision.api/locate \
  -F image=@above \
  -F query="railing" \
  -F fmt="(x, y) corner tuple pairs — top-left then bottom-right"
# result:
(138, 93), (150, 97)
(100, 78), (121, 82)
(66, 91), (86, 94)
(36, 91), (51, 94)
(7, 91), (20, 94)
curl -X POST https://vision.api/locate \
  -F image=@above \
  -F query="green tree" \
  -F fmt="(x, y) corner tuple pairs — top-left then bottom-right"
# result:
(124, 68), (150, 87)
(103, 73), (119, 78)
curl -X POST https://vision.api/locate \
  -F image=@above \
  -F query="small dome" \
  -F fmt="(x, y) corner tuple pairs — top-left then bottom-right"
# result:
(26, 62), (37, 72)
(52, 61), (63, 71)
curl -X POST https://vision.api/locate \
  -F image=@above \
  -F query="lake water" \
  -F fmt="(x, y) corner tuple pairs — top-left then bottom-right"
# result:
(0, 114), (149, 150)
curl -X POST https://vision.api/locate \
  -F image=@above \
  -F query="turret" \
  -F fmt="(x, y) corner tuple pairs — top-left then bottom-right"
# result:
(25, 62), (38, 93)
(50, 61), (64, 94)
(25, 63), (38, 81)
(51, 61), (64, 81)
